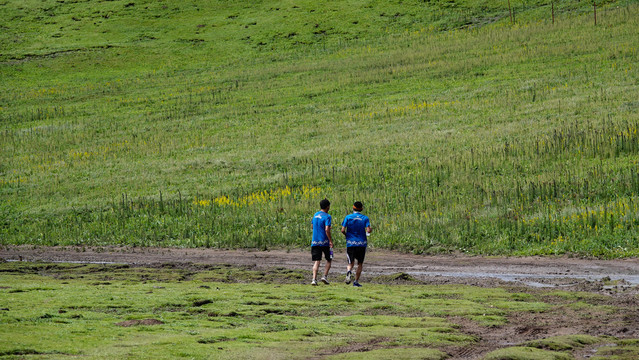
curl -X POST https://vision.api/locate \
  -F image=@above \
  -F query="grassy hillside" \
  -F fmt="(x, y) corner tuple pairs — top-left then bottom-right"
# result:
(2, 0), (639, 257)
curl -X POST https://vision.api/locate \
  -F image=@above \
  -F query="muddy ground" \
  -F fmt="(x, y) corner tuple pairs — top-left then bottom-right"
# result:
(2, 245), (638, 288)
(1, 246), (638, 359)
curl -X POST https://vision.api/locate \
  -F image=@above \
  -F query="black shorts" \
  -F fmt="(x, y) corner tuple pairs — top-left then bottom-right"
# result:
(311, 246), (332, 262)
(346, 247), (366, 264)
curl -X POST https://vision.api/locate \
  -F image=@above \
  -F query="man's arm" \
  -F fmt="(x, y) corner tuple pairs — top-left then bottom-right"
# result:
(366, 226), (372, 234)
(325, 226), (333, 247)
(341, 226), (347, 235)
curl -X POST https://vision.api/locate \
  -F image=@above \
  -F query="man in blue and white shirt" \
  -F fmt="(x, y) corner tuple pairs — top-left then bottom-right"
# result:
(341, 201), (371, 287)
(311, 198), (333, 285)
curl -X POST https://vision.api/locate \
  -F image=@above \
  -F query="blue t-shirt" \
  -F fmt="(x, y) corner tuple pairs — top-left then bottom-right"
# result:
(311, 211), (332, 247)
(341, 212), (370, 247)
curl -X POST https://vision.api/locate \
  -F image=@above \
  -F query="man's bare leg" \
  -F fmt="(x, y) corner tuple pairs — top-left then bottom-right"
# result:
(324, 260), (332, 278)
(355, 262), (363, 282)
(345, 262), (354, 284)
(312, 261), (321, 282)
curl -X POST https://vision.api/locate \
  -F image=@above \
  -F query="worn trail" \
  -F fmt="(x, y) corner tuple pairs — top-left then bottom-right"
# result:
(1, 246), (637, 288)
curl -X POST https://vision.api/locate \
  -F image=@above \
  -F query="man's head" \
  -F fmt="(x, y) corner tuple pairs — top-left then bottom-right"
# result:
(320, 198), (331, 210)
(353, 201), (363, 212)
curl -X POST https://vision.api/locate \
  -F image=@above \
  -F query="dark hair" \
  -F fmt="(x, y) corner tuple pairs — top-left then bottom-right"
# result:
(319, 198), (330, 210)
(353, 201), (363, 211)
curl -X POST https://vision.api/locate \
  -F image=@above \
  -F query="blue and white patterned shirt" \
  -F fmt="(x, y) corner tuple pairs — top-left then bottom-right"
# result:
(341, 212), (370, 247)
(311, 211), (332, 247)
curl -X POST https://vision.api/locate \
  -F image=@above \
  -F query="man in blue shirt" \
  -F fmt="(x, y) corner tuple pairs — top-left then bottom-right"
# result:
(341, 201), (371, 287)
(311, 198), (333, 285)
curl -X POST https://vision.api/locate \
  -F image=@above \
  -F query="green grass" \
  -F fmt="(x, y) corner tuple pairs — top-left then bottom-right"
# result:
(2, 0), (639, 257)
(483, 346), (574, 360)
(487, 336), (639, 360)
(0, 263), (495, 359)
(1, 262), (637, 359)
(592, 339), (639, 360)
(525, 335), (601, 351)
(327, 348), (448, 360)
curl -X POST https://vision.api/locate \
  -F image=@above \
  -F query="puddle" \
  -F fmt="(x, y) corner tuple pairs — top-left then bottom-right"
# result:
(5, 259), (123, 265)
(404, 271), (639, 287)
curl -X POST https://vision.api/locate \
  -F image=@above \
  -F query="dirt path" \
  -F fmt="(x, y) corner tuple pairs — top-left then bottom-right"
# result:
(2, 245), (638, 289)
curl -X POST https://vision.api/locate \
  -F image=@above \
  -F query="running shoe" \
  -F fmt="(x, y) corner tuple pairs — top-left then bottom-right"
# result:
(345, 271), (352, 284)
(320, 277), (329, 285)
(353, 281), (362, 287)
(311, 279), (318, 286)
